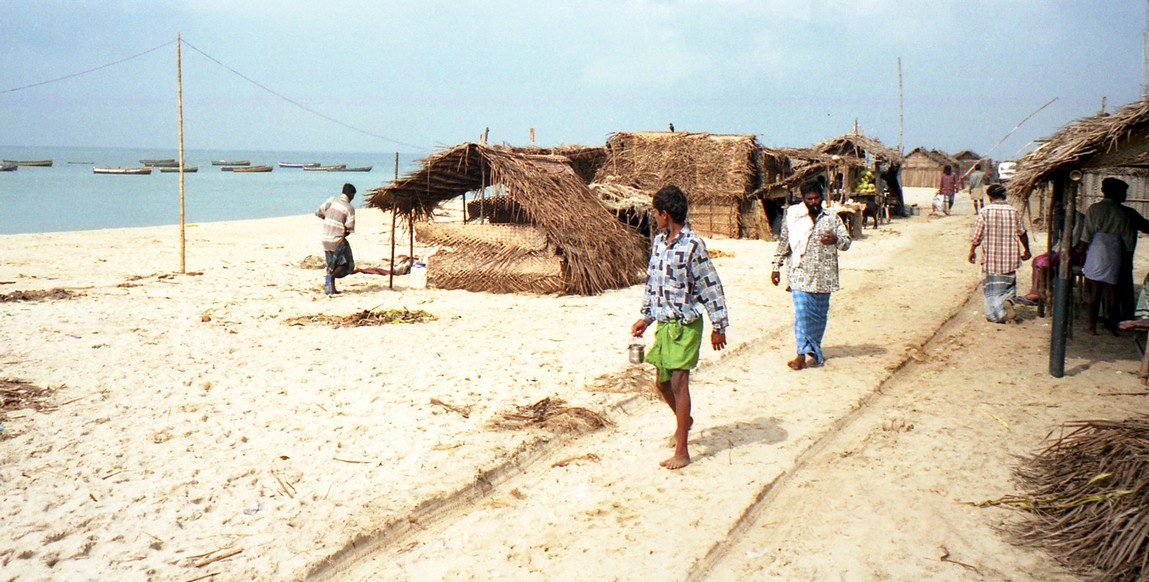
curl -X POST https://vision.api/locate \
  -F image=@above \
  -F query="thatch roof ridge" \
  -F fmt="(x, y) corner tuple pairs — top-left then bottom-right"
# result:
(366, 142), (647, 295)
(608, 130), (758, 143)
(1010, 97), (1149, 197)
(815, 131), (903, 163)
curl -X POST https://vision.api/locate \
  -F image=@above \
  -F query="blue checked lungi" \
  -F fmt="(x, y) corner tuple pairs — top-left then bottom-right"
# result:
(325, 239), (355, 279)
(792, 290), (831, 364)
(982, 273), (1016, 322)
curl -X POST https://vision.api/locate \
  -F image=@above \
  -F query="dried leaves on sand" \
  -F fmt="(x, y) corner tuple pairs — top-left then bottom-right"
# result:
(284, 308), (435, 327)
(983, 417), (1149, 580)
(1, 378), (56, 417)
(0, 288), (78, 302)
(492, 397), (611, 433)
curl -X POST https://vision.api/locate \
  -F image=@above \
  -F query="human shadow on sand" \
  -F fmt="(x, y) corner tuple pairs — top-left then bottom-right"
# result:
(691, 416), (788, 462)
(827, 343), (888, 360)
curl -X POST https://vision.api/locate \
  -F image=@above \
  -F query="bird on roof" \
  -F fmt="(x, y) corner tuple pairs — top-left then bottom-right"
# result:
(668, 123), (675, 132)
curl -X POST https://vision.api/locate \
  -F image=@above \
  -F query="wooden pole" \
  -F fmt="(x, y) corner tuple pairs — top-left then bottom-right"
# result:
(897, 57), (904, 154)
(1050, 178), (1076, 378)
(177, 33), (186, 274)
(388, 152), (398, 289)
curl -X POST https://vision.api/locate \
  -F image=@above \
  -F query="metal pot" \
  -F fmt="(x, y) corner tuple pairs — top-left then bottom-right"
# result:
(628, 343), (645, 364)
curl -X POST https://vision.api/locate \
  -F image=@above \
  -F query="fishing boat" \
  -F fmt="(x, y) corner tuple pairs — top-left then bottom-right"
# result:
(159, 166), (198, 173)
(303, 164), (347, 171)
(333, 166), (372, 172)
(140, 158), (179, 167)
(278, 162), (320, 168)
(0, 163), (17, 172)
(3, 159), (53, 167)
(93, 167), (152, 175)
(212, 160), (250, 166)
(230, 165), (274, 173)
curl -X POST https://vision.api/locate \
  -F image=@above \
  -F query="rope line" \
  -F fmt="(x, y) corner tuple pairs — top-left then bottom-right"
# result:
(180, 39), (428, 152)
(0, 40), (175, 95)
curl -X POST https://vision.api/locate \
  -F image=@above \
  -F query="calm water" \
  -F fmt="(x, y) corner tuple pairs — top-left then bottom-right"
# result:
(0, 146), (422, 234)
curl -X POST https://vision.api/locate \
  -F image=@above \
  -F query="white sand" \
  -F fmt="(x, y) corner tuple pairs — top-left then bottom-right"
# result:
(1, 188), (1147, 580)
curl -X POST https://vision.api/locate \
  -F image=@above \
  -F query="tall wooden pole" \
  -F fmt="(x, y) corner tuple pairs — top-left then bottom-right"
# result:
(897, 57), (904, 154)
(177, 33), (186, 274)
(1050, 178), (1076, 378)
(388, 152), (398, 289)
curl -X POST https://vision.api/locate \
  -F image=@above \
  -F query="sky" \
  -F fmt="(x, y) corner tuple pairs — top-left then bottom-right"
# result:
(1, 0), (1147, 159)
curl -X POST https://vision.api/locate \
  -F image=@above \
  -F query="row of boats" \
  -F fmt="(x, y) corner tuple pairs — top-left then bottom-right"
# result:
(1, 159), (373, 174)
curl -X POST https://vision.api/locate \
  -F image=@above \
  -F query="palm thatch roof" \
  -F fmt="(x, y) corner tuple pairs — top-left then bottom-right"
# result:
(904, 147), (956, 167)
(751, 147), (865, 196)
(591, 131), (785, 237)
(814, 132), (903, 164)
(366, 142), (647, 295)
(1010, 97), (1149, 198)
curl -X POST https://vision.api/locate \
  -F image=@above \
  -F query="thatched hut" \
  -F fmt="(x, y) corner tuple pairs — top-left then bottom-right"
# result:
(592, 131), (787, 239)
(366, 142), (647, 295)
(902, 147), (958, 188)
(953, 149), (985, 177)
(1008, 96), (1149, 377)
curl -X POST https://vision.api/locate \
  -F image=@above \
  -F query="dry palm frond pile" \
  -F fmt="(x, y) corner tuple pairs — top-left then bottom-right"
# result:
(284, 308), (435, 328)
(1, 378), (56, 419)
(994, 417), (1149, 580)
(491, 397), (611, 433)
(0, 288), (77, 303)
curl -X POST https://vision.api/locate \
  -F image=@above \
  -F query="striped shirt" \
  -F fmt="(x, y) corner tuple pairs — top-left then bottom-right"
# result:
(640, 226), (729, 333)
(970, 201), (1027, 274)
(316, 194), (355, 252)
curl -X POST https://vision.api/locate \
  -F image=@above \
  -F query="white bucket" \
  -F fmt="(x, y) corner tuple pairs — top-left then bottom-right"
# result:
(408, 261), (427, 289)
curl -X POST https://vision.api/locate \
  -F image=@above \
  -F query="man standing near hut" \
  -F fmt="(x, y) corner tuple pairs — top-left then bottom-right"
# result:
(969, 184), (1031, 323)
(316, 183), (357, 296)
(963, 161), (987, 215)
(1078, 178), (1136, 334)
(630, 185), (729, 471)
(938, 165), (959, 215)
(771, 179), (851, 370)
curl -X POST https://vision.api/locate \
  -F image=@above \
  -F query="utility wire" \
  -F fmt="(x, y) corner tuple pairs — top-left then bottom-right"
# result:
(180, 38), (428, 152)
(1, 40), (175, 95)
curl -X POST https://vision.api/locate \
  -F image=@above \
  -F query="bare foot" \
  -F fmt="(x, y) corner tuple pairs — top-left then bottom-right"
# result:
(787, 355), (806, 370)
(668, 416), (694, 447)
(659, 452), (690, 470)
(805, 355), (823, 367)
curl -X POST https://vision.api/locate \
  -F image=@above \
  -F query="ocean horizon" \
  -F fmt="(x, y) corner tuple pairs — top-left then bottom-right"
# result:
(0, 146), (423, 235)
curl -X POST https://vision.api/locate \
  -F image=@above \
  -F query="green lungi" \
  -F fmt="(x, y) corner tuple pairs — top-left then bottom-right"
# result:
(645, 319), (704, 383)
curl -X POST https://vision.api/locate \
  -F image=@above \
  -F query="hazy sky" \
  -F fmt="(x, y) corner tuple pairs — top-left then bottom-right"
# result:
(2, 0), (1146, 159)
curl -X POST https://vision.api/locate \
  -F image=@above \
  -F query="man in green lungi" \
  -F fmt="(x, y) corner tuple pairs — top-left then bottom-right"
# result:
(630, 185), (729, 470)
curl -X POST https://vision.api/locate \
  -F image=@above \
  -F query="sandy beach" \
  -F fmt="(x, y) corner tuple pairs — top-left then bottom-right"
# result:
(3, 187), (1149, 581)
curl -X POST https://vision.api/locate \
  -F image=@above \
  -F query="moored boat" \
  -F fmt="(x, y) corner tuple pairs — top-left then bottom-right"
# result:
(333, 166), (372, 172)
(140, 159), (179, 167)
(159, 166), (199, 173)
(212, 160), (250, 166)
(93, 167), (152, 175)
(3, 159), (53, 167)
(230, 165), (274, 173)
(278, 162), (321, 168)
(303, 164), (347, 171)
(0, 163), (17, 172)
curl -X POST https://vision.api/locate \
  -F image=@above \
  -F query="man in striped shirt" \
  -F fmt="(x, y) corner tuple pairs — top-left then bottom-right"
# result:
(316, 183), (357, 295)
(969, 184), (1031, 323)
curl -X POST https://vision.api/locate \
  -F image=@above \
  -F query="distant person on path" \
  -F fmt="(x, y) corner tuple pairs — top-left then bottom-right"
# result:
(938, 165), (959, 215)
(630, 185), (729, 471)
(968, 184), (1031, 323)
(963, 162), (987, 215)
(771, 179), (851, 370)
(316, 183), (357, 295)
(1079, 177), (1136, 335)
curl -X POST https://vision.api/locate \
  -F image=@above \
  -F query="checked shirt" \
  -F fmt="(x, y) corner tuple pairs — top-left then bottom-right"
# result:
(640, 226), (729, 334)
(970, 201), (1027, 275)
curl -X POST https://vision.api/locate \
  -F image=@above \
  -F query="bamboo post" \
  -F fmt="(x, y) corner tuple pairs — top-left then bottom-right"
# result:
(388, 153), (398, 289)
(177, 33), (186, 274)
(1050, 177), (1077, 378)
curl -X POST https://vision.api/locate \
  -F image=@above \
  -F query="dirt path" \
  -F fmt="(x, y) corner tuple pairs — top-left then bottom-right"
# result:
(312, 194), (1084, 580)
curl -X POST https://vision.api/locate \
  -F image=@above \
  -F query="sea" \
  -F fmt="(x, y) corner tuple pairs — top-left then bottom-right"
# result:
(0, 146), (423, 235)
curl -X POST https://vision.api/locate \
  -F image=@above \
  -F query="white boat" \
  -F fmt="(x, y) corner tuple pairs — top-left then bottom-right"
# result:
(278, 162), (320, 168)
(93, 167), (152, 175)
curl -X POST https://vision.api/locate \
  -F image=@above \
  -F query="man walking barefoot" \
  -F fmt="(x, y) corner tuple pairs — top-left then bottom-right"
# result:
(631, 185), (729, 470)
